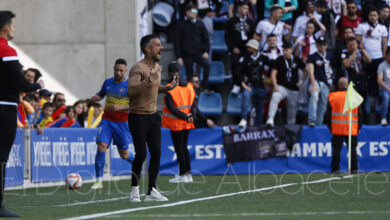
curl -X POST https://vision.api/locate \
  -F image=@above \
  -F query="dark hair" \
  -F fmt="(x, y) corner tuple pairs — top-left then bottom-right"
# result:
(368, 8), (379, 15)
(343, 26), (354, 33)
(345, 37), (357, 43)
(168, 62), (180, 74)
(53, 92), (64, 103)
(316, 0), (327, 8)
(282, 41), (293, 49)
(24, 68), (42, 83)
(42, 102), (54, 111)
(115, 58), (127, 66)
(0, 11), (15, 31)
(24, 93), (39, 103)
(270, 5), (282, 13)
(306, 20), (316, 28)
(185, 3), (197, 12)
(140, 34), (159, 54)
(382, 5), (390, 10)
(90, 102), (102, 108)
(346, 0), (356, 5)
(267, 33), (277, 39)
(64, 105), (74, 116)
(386, 47), (390, 55)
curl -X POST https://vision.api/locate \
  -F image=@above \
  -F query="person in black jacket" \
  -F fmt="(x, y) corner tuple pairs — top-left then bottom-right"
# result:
(174, 4), (211, 89)
(0, 11), (43, 217)
(238, 39), (267, 128)
(225, 0), (255, 94)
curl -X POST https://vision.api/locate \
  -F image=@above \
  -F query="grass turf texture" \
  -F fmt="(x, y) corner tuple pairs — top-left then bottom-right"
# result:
(3, 172), (390, 219)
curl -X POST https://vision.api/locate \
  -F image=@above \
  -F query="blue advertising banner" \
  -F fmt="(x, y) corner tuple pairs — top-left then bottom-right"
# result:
(159, 126), (390, 175)
(5, 129), (24, 187)
(30, 128), (98, 182)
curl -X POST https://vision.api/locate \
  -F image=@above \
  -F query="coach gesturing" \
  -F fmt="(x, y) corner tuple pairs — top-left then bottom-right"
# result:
(0, 11), (43, 217)
(128, 34), (177, 202)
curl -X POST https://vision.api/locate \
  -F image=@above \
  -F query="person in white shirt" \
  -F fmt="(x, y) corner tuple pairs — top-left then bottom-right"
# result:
(294, 18), (327, 62)
(254, 4), (292, 50)
(292, 1), (322, 42)
(356, 8), (388, 123)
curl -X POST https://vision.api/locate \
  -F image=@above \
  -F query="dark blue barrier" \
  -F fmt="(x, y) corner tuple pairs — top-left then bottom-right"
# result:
(30, 128), (97, 182)
(160, 126), (390, 175)
(9, 125), (390, 185)
(5, 129), (24, 187)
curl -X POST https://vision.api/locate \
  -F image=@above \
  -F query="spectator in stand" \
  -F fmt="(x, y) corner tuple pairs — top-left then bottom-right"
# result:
(292, 1), (320, 42)
(265, 0), (298, 25)
(72, 100), (86, 127)
(24, 93), (40, 125)
(307, 36), (333, 126)
(225, 0), (255, 94)
(377, 48), (390, 126)
(24, 68), (41, 84)
(316, 0), (336, 56)
(254, 4), (292, 50)
(190, 75), (215, 128)
(356, 8), (388, 122)
(238, 39), (267, 128)
(262, 34), (283, 82)
(60, 106), (76, 127)
(36, 102), (54, 134)
(328, 0), (347, 23)
(38, 89), (51, 107)
(17, 93), (34, 128)
(294, 19), (327, 62)
(228, 0), (257, 20)
(380, 5), (390, 32)
(174, 4), (210, 89)
(334, 26), (356, 81)
(52, 92), (66, 120)
(266, 41), (307, 127)
(341, 37), (371, 122)
(335, 0), (361, 42)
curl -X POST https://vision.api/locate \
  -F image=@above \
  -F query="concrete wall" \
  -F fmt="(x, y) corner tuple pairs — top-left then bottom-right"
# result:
(2, 0), (147, 103)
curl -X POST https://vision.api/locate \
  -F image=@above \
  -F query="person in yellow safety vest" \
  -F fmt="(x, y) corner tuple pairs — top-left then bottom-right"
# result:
(327, 77), (362, 174)
(162, 62), (196, 183)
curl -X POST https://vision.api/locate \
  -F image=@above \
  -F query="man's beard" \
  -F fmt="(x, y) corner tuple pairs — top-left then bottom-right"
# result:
(7, 34), (13, 41)
(347, 11), (355, 17)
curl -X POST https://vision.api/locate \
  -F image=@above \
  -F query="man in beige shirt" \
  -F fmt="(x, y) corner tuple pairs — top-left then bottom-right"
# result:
(128, 34), (177, 202)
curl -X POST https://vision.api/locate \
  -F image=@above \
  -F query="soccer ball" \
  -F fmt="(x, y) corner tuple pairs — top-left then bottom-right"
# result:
(65, 173), (82, 189)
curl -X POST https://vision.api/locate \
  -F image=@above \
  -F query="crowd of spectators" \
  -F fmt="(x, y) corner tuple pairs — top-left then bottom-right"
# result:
(18, 68), (104, 133)
(157, 0), (390, 127)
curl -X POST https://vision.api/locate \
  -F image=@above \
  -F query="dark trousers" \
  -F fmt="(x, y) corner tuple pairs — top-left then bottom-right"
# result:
(331, 135), (358, 172)
(170, 130), (191, 175)
(366, 58), (383, 97)
(183, 56), (210, 89)
(0, 106), (17, 206)
(128, 113), (161, 192)
(229, 53), (244, 86)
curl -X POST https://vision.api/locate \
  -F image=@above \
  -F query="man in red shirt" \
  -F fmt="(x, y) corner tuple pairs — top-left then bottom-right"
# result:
(335, 0), (361, 41)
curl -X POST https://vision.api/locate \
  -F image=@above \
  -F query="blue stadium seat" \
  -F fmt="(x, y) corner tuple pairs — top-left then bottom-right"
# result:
(200, 61), (225, 84)
(212, 1), (229, 23)
(211, 30), (228, 53)
(179, 65), (187, 80)
(226, 93), (251, 116)
(198, 92), (223, 116)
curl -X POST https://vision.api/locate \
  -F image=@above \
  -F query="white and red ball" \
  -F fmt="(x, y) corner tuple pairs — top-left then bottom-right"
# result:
(65, 173), (82, 189)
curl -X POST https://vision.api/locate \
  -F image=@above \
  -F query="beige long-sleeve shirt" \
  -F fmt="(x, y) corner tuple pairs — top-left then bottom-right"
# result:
(128, 57), (161, 114)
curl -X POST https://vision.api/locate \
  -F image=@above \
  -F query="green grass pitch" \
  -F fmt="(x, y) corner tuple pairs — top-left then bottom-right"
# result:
(3, 172), (390, 219)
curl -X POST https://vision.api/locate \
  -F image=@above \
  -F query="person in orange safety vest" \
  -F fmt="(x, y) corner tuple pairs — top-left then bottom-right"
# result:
(162, 62), (196, 183)
(327, 77), (362, 174)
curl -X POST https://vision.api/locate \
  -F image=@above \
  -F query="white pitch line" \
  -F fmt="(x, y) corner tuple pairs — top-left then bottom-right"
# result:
(57, 197), (128, 207)
(56, 194), (146, 207)
(61, 175), (355, 220)
(111, 210), (390, 218)
(60, 183), (297, 220)
(301, 177), (341, 184)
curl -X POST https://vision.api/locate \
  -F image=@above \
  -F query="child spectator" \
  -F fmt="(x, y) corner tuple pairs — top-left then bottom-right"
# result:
(36, 102), (54, 134)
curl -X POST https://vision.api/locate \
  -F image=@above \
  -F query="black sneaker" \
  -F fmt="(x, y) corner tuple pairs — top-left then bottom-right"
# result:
(0, 206), (21, 217)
